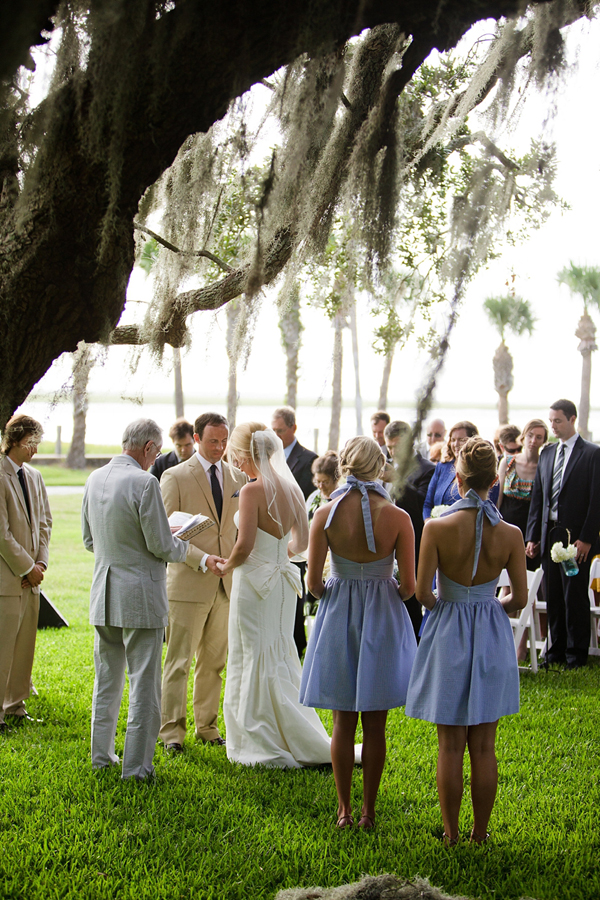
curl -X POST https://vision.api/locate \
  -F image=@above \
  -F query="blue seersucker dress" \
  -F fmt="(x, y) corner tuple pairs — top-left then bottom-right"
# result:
(405, 490), (520, 726)
(300, 476), (417, 712)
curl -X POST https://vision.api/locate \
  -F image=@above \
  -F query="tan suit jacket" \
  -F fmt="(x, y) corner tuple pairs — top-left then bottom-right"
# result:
(0, 456), (52, 595)
(161, 455), (246, 601)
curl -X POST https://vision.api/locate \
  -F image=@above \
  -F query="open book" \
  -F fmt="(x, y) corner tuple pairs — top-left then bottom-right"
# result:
(168, 511), (214, 540)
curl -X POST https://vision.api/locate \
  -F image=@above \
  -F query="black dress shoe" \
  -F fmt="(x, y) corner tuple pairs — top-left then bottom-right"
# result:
(165, 742), (184, 754)
(566, 660), (586, 670)
(4, 713), (43, 726)
(0, 722), (8, 733)
(543, 654), (566, 666)
(200, 736), (226, 746)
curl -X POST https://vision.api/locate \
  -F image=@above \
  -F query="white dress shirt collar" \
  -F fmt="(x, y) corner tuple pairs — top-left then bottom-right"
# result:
(284, 438), (297, 461)
(196, 451), (223, 486)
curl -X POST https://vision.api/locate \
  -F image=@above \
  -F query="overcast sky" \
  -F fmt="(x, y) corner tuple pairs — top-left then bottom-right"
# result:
(30, 15), (600, 437)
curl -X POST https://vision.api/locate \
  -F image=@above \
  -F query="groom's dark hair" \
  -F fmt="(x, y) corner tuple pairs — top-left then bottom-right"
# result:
(194, 412), (228, 440)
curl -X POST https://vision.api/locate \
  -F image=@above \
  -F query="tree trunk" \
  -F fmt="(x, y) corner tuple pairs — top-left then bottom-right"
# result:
(278, 284), (303, 409)
(226, 300), (240, 429)
(377, 351), (394, 411)
(65, 343), (94, 470)
(173, 346), (184, 418)
(348, 300), (363, 435)
(576, 311), (597, 440)
(492, 341), (514, 425)
(328, 312), (344, 451)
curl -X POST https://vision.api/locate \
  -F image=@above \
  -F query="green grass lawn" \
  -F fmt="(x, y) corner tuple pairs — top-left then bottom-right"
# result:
(1, 494), (599, 900)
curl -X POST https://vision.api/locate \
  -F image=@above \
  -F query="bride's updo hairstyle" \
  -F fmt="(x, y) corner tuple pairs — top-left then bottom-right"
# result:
(456, 437), (497, 491)
(340, 436), (385, 483)
(228, 422), (267, 465)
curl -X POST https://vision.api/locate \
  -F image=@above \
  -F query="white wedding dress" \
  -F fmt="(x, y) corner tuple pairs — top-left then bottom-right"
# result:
(223, 511), (333, 768)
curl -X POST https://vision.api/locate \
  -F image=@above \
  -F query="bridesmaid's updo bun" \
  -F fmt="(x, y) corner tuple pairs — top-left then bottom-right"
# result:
(456, 437), (497, 491)
(340, 436), (385, 483)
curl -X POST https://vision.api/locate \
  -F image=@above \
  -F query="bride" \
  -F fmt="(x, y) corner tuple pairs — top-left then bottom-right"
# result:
(218, 422), (333, 767)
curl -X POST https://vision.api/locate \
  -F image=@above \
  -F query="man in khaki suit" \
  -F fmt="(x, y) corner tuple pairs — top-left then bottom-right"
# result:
(0, 414), (52, 732)
(159, 412), (246, 751)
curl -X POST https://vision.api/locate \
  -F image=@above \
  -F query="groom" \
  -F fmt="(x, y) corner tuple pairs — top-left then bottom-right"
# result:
(159, 413), (246, 752)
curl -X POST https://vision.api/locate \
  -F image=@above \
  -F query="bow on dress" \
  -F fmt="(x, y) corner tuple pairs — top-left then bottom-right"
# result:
(324, 474), (390, 553)
(440, 489), (502, 578)
(245, 558), (302, 599)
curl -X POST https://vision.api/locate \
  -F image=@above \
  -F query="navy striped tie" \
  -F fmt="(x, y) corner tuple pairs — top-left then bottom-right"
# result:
(550, 443), (565, 519)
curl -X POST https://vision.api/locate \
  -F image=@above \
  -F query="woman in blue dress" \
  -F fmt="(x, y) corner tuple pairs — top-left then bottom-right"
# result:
(405, 437), (527, 845)
(423, 421), (500, 519)
(300, 437), (417, 829)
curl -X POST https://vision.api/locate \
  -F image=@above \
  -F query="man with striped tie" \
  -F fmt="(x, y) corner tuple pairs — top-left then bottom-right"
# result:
(526, 400), (600, 669)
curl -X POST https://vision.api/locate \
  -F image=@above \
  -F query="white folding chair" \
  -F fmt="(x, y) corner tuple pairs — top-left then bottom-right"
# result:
(498, 568), (544, 673)
(588, 556), (600, 657)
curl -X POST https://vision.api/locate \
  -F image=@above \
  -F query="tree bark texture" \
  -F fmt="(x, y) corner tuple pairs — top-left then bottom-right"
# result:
(348, 301), (363, 435)
(226, 300), (240, 429)
(0, 0), (550, 427)
(378, 352), (394, 411)
(492, 341), (513, 425)
(576, 311), (597, 441)
(279, 287), (303, 410)
(65, 343), (94, 469)
(173, 347), (184, 419)
(328, 312), (344, 451)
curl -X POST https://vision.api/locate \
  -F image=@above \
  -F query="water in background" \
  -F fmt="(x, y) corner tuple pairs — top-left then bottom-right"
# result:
(23, 399), (600, 453)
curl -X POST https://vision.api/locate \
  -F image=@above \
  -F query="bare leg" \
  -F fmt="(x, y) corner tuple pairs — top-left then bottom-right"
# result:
(359, 710), (388, 825)
(466, 720), (498, 841)
(436, 724), (468, 841)
(331, 710), (358, 825)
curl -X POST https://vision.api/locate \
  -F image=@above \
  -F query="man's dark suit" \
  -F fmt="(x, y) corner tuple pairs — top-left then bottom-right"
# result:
(526, 436), (600, 665)
(392, 452), (435, 640)
(149, 450), (180, 482)
(286, 441), (318, 501)
(285, 440), (317, 657)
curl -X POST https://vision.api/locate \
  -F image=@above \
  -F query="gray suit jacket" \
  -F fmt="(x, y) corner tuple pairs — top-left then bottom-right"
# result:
(82, 455), (188, 629)
(0, 456), (52, 596)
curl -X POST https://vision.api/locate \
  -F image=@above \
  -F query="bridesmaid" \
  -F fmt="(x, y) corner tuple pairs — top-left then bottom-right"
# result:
(406, 438), (527, 845)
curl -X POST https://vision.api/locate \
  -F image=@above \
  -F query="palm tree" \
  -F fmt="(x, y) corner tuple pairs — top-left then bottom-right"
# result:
(483, 295), (536, 425)
(557, 263), (600, 440)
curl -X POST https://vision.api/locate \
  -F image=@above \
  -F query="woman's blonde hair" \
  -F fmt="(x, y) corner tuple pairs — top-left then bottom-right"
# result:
(339, 436), (385, 483)
(519, 418), (548, 445)
(456, 437), (497, 491)
(228, 422), (267, 465)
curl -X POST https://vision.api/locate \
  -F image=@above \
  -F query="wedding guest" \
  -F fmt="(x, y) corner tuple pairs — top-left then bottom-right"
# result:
(423, 421), (480, 520)
(424, 418), (446, 458)
(370, 411), (391, 458)
(0, 415), (51, 732)
(498, 418), (547, 567)
(271, 406), (317, 656)
(526, 399), (600, 669)
(150, 418), (195, 481)
(301, 437), (416, 829)
(384, 420), (435, 639)
(494, 424), (521, 460)
(406, 437), (527, 844)
(306, 451), (341, 522)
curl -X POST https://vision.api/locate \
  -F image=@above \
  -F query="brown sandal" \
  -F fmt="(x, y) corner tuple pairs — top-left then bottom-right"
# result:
(357, 815), (375, 829)
(336, 814), (354, 829)
(442, 833), (460, 847)
(470, 830), (490, 844)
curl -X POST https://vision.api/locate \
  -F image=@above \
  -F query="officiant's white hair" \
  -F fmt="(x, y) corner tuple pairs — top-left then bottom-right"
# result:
(122, 418), (162, 450)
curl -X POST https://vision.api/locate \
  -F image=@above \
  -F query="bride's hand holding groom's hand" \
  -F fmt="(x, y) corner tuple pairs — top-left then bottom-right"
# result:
(206, 555), (227, 576)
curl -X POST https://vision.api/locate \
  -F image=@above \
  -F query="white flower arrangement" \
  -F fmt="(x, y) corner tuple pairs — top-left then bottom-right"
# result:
(430, 505), (450, 519)
(550, 541), (577, 563)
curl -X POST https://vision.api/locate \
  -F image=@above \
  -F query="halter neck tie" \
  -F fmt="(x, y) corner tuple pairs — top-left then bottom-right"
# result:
(441, 489), (502, 578)
(324, 475), (389, 553)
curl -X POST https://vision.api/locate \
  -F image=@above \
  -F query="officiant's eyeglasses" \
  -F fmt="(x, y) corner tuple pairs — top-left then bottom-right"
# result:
(148, 442), (162, 457)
